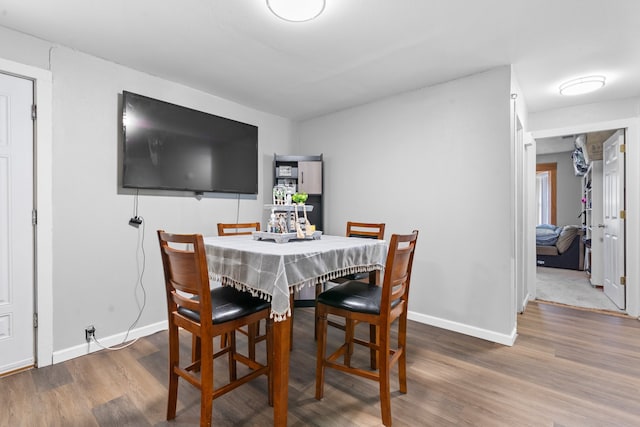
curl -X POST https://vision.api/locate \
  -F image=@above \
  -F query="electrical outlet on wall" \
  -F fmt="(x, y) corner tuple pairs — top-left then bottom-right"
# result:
(129, 216), (142, 228)
(85, 325), (95, 342)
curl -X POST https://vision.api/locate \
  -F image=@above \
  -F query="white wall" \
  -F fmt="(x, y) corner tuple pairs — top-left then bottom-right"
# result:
(297, 66), (517, 343)
(0, 27), (295, 360)
(536, 151), (583, 227)
(529, 98), (640, 318)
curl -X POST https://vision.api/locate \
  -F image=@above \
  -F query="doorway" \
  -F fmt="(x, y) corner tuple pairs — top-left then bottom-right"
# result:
(534, 129), (627, 314)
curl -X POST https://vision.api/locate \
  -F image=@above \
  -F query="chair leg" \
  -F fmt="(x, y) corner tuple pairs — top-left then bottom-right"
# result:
(192, 335), (202, 371)
(266, 318), (274, 406)
(398, 315), (408, 394)
(315, 309), (328, 400)
(314, 282), (324, 340)
(369, 270), (380, 370)
(248, 322), (258, 361)
(200, 335), (214, 427)
(370, 324), (378, 370)
(220, 333), (228, 349)
(379, 330), (392, 427)
(344, 318), (355, 367)
(167, 325), (180, 421)
(229, 331), (238, 382)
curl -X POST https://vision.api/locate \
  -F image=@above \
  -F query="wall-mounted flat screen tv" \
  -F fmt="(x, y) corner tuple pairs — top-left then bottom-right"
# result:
(122, 91), (258, 194)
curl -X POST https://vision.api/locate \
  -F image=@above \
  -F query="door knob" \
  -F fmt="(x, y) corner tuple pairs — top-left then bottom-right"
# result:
(598, 224), (606, 228)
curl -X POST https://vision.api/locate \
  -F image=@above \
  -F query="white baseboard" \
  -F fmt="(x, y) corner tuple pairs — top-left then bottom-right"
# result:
(52, 320), (167, 364)
(52, 312), (518, 364)
(1, 357), (34, 375)
(517, 292), (533, 314)
(408, 310), (517, 347)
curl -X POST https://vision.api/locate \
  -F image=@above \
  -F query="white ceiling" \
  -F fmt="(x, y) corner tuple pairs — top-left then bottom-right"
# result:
(1, 0), (639, 120)
(536, 136), (576, 155)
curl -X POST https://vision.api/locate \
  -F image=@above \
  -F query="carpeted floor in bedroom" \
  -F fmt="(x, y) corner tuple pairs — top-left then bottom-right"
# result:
(536, 266), (626, 313)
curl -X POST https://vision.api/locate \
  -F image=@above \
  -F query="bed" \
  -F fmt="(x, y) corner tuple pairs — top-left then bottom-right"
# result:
(536, 224), (584, 271)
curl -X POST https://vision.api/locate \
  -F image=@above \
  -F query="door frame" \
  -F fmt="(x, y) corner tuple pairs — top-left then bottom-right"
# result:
(0, 57), (53, 367)
(531, 117), (640, 318)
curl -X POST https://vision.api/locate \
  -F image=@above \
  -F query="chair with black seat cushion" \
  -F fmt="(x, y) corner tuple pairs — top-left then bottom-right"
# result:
(217, 222), (266, 361)
(337, 222), (386, 283)
(315, 230), (418, 427)
(315, 222), (385, 343)
(157, 230), (272, 427)
(320, 221), (385, 295)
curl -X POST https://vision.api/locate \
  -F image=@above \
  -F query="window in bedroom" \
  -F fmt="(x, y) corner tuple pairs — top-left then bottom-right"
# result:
(536, 162), (557, 225)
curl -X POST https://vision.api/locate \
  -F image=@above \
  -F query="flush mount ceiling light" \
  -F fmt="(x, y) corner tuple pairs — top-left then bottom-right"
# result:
(559, 75), (606, 96)
(267, 0), (325, 22)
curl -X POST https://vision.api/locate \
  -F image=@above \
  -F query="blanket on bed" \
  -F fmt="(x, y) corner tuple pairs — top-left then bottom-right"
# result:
(536, 224), (562, 246)
(536, 224), (581, 254)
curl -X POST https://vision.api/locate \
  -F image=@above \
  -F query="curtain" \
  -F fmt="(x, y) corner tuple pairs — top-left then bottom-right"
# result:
(536, 171), (551, 225)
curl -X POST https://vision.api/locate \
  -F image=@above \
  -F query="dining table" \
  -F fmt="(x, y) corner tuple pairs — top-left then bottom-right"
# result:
(203, 233), (387, 426)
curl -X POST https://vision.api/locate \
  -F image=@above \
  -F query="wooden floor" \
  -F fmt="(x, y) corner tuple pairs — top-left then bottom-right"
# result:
(2, 303), (640, 426)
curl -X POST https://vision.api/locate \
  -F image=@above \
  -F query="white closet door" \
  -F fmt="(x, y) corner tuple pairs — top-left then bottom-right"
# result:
(0, 72), (34, 373)
(603, 130), (625, 309)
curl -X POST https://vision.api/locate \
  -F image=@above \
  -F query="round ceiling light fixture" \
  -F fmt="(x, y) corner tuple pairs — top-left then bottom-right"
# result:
(267, 0), (326, 22)
(559, 75), (606, 96)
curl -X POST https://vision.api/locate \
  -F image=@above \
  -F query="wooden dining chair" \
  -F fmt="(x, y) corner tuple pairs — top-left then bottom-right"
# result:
(217, 222), (265, 361)
(217, 222), (261, 236)
(327, 222), (386, 285)
(315, 222), (386, 341)
(157, 230), (273, 427)
(315, 230), (419, 427)
(345, 221), (386, 244)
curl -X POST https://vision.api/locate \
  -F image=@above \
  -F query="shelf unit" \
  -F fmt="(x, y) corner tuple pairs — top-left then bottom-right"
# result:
(273, 154), (323, 305)
(273, 154), (323, 231)
(582, 160), (603, 286)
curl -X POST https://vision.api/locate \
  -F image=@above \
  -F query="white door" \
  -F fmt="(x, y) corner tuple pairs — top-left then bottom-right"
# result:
(0, 72), (35, 373)
(603, 130), (625, 309)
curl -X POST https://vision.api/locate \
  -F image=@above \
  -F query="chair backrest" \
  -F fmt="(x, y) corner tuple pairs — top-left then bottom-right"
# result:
(217, 222), (261, 236)
(380, 230), (419, 318)
(157, 230), (212, 328)
(346, 222), (385, 240)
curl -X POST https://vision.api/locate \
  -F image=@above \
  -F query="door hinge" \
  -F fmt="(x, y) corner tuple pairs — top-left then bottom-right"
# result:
(620, 276), (626, 286)
(31, 104), (37, 120)
(620, 210), (626, 219)
(32, 209), (37, 225)
(33, 313), (38, 328)
(620, 143), (626, 153)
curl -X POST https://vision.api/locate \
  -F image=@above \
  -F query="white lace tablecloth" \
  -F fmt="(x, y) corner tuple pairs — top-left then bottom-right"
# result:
(203, 234), (387, 321)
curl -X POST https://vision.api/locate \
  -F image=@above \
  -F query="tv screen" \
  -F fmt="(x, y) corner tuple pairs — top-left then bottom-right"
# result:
(122, 91), (258, 194)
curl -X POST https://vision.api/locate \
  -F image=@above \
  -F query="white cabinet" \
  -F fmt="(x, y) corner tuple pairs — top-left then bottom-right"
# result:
(298, 161), (323, 194)
(583, 160), (603, 285)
